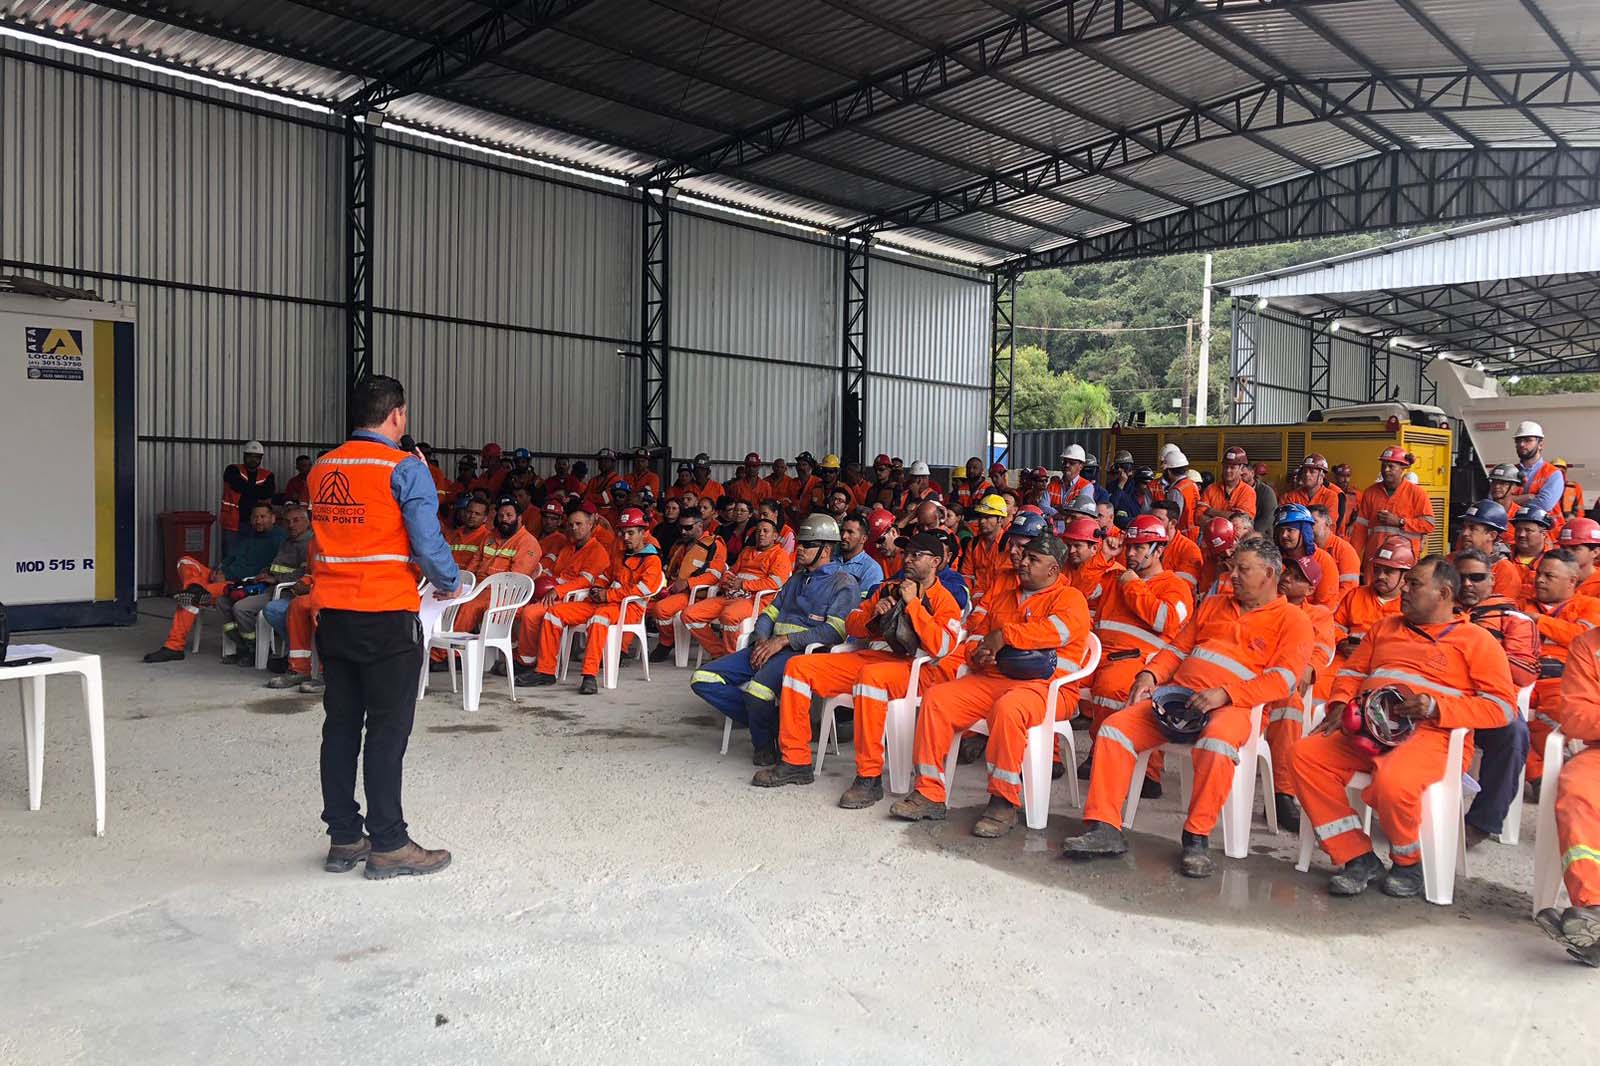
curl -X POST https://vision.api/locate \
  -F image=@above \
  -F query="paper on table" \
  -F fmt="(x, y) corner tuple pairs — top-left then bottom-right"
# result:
(6, 644), (60, 659)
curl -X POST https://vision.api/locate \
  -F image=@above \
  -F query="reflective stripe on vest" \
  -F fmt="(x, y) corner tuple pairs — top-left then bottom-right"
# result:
(309, 440), (420, 613)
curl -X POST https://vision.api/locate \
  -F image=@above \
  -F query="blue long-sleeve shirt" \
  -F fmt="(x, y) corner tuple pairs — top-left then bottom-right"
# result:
(753, 561), (861, 649)
(352, 430), (460, 593)
(838, 548), (885, 597)
(1521, 458), (1565, 513)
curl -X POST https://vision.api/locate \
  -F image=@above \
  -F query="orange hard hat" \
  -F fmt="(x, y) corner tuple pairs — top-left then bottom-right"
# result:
(1124, 514), (1169, 544)
(1378, 445), (1413, 466)
(1061, 517), (1101, 543)
(1371, 535), (1416, 570)
(1203, 516), (1236, 552)
(1559, 518), (1600, 547)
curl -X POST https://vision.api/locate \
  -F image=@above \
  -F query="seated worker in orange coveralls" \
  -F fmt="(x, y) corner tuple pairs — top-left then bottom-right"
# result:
(1293, 556), (1516, 899)
(1536, 624), (1600, 968)
(1062, 537), (1313, 879)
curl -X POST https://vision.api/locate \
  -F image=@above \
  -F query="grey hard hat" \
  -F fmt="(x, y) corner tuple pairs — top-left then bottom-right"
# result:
(795, 513), (842, 543)
(1114, 451), (1134, 465)
(1488, 462), (1522, 484)
(1064, 493), (1099, 520)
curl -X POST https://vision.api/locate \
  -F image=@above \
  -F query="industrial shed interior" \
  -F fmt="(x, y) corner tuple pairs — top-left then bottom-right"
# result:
(5, 1), (1600, 1062)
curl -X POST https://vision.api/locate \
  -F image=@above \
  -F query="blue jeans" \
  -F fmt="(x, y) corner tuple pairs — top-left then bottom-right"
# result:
(690, 645), (797, 749)
(263, 596), (291, 641)
(1466, 717), (1530, 836)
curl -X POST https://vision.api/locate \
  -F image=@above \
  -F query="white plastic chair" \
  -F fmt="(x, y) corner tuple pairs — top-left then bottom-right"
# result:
(252, 581), (298, 669)
(670, 584), (712, 668)
(426, 572), (534, 711)
(596, 580), (664, 689)
(695, 586), (780, 670)
(939, 634), (1103, 827)
(1478, 683), (1535, 846)
(1114, 700), (1274, 860)
(1532, 727), (1575, 917)
(414, 573), (478, 701)
(1294, 727), (1476, 906)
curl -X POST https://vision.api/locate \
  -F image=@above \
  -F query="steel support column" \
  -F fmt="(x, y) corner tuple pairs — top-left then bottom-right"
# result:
(640, 185), (671, 465)
(990, 269), (1017, 463)
(1421, 364), (1438, 406)
(841, 237), (869, 466)
(1308, 317), (1333, 412)
(1231, 304), (1258, 424)
(344, 116), (375, 430)
(1368, 339), (1394, 402)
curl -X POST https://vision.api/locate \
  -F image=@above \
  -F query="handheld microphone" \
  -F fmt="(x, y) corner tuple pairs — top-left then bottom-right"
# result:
(399, 434), (416, 452)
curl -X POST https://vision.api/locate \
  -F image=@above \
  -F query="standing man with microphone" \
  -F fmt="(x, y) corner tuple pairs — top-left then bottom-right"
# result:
(308, 375), (461, 879)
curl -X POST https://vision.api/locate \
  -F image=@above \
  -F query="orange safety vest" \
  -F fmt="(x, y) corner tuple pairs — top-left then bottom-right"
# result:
(220, 464), (273, 532)
(308, 438), (421, 613)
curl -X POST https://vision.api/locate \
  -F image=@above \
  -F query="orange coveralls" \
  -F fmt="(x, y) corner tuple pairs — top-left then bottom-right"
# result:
(1524, 594), (1600, 779)
(1322, 587), (1402, 699)
(1154, 475), (1201, 538)
(1070, 554), (1124, 619)
(1349, 480), (1435, 570)
(1287, 545), (1341, 608)
(1083, 594), (1313, 837)
(1554, 627), (1600, 907)
(649, 535), (727, 650)
(1293, 615), (1517, 867)
(534, 547), (665, 677)
(909, 577), (1092, 808)
(680, 543), (792, 658)
(1265, 601), (1335, 798)
(1164, 533), (1204, 591)
(447, 524), (491, 577)
(432, 525), (540, 662)
(766, 474), (800, 506)
(1201, 480), (1256, 520)
(1464, 598), (1541, 689)
(959, 532), (1010, 604)
(776, 579), (963, 776)
(1492, 557), (1527, 600)
(1085, 568), (1194, 783)
(1280, 484), (1342, 516)
(513, 535), (610, 666)
(726, 475), (772, 508)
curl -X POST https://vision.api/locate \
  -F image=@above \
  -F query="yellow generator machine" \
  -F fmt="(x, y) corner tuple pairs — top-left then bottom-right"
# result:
(1100, 408), (1453, 556)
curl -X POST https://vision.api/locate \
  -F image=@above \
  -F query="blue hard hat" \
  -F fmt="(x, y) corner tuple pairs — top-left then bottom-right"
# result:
(994, 646), (1057, 680)
(1460, 499), (1508, 532)
(1004, 511), (1049, 542)
(1513, 506), (1554, 530)
(1152, 685), (1209, 743)
(512, 448), (531, 461)
(1274, 503), (1313, 527)
(613, 481), (631, 494)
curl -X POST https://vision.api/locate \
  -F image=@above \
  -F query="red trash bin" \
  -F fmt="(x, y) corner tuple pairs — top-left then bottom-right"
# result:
(159, 511), (216, 594)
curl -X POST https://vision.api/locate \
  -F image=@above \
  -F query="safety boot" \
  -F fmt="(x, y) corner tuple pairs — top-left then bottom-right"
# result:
(1379, 861), (1426, 898)
(957, 734), (987, 765)
(1328, 851), (1387, 897)
(972, 796), (1020, 838)
(324, 837), (370, 873)
(1076, 755), (1093, 781)
(1179, 831), (1215, 879)
(266, 673), (303, 690)
(364, 840), (452, 880)
(888, 792), (947, 821)
(1140, 776), (1164, 799)
(143, 647), (184, 663)
(514, 669), (557, 687)
(751, 741), (778, 767)
(837, 775), (883, 809)
(298, 678), (325, 695)
(1061, 821), (1129, 858)
(1274, 794), (1302, 833)
(648, 643), (675, 663)
(1537, 905), (1600, 949)
(751, 761), (814, 788)
(577, 675), (598, 695)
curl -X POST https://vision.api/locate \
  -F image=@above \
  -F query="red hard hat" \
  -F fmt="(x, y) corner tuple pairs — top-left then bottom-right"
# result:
(1031, 466), (1049, 480)
(1371, 535), (1417, 570)
(866, 507), (896, 540)
(616, 507), (649, 530)
(1203, 516), (1237, 552)
(481, 442), (502, 459)
(1062, 517), (1101, 543)
(990, 462), (1006, 476)
(1560, 518), (1600, 547)
(1332, 462), (1352, 476)
(1378, 445), (1413, 466)
(744, 452), (761, 465)
(873, 453), (892, 468)
(541, 499), (564, 517)
(1223, 445), (1248, 465)
(1288, 554), (1323, 587)
(1302, 453), (1330, 473)
(1124, 514), (1170, 544)
(533, 575), (558, 599)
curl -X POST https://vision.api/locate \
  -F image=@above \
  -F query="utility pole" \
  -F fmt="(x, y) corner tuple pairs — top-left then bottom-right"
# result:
(1196, 253), (1212, 426)
(1183, 317), (1194, 425)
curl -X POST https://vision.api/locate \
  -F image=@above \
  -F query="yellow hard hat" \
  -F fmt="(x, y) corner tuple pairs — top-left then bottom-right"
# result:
(818, 453), (842, 470)
(1554, 457), (1570, 468)
(974, 493), (1008, 518)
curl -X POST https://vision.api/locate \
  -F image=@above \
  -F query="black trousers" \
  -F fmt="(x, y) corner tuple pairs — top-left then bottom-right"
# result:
(316, 609), (424, 851)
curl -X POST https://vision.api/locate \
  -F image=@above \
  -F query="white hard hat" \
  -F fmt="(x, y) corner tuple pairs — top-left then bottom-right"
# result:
(1514, 420), (1545, 439)
(1404, 471), (1419, 483)
(1186, 470), (1203, 484)
(1163, 448), (1189, 470)
(1061, 444), (1087, 463)
(1161, 443), (1181, 459)
(242, 440), (266, 455)
(909, 460), (930, 477)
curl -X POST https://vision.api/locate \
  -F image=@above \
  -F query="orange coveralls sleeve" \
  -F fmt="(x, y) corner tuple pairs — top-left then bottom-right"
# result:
(1555, 628), (1600, 907)
(553, 538), (611, 596)
(1328, 616), (1517, 729)
(1529, 594), (1600, 648)
(686, 539), (728, 590)
(1203, 480), (1256, 519)
(731, 544), (792, 595)
(1350, 481), (1435, 558)
(1149, 597), (1313, 709)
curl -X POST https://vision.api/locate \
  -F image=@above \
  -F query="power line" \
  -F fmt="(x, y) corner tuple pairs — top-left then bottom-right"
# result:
(1016, 322), (1193, 334)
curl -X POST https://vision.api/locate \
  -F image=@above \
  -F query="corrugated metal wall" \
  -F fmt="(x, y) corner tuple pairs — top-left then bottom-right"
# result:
(2, 42), (993, 590)
(1236, 306), (1437, 424)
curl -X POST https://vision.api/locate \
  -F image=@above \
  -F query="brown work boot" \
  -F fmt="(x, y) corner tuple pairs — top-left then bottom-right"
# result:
(837, 775), (884, 809)
(972, 795), (1020, 838)
(364, 840), (452, 880)
(889, 791), (947, 821)
(324, 837), (371, 873)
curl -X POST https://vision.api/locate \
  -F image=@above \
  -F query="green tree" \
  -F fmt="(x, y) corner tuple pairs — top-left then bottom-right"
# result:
(1505, 374), (1600, 396)
(1010, 343), (1115, 429)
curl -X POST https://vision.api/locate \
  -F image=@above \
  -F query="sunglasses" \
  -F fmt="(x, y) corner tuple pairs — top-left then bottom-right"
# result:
(1460, 572), (1491, 582)
(798, 540), (825, 551)
(678, 524), (698, 533)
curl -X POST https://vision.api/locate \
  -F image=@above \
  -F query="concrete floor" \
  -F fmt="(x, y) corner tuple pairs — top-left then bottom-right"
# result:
(1, 605), (1594, 1065)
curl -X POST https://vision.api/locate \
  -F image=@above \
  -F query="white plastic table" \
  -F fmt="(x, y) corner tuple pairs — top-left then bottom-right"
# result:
(4, 643), (106, 836)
